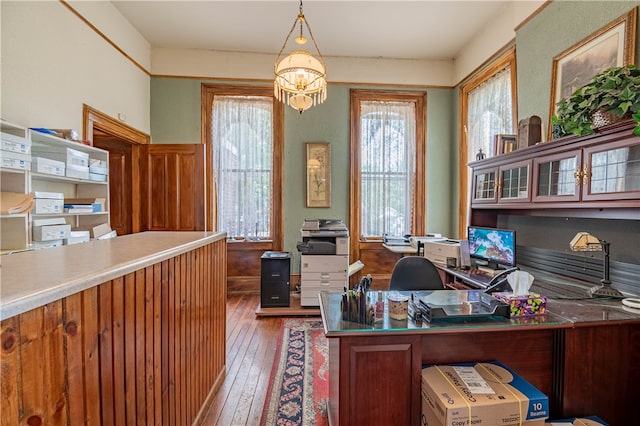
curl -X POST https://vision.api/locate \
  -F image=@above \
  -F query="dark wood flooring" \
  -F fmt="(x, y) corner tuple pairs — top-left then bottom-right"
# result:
(201, 293), (320, 425)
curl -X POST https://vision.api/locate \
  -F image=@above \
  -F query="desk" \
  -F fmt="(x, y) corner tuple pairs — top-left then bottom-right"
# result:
(319, 285), (640, 425)
(382, 243), (419, 256)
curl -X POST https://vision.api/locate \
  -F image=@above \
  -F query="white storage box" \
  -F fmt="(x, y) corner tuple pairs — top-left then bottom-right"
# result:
(31, 146), (89, 167)
(66, 164), (89, 180)
(66, 230), (90, 245)
(89, 159), (108, 175)
(89, 172), (107, 182)
(31, 239), (64, 250)
(1, 132), (31, 154)
(33, 191), (64, 200)
(1, 149), (31, 170)
(33, 222), (71, 241)
(34, 198), (63, 214)
(32, 156), (65, 176)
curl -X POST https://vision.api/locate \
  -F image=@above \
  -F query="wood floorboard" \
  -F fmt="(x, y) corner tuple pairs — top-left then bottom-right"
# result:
(201, 293), (319, 425)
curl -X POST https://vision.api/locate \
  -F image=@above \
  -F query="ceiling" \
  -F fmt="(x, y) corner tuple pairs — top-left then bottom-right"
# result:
(111, 1), (515, 61)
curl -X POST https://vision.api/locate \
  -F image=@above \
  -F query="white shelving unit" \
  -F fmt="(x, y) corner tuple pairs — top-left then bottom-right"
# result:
(0, 120), (110, 253)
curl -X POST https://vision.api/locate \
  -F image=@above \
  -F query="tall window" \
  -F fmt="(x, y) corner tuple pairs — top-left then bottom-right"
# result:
(202, 85), (284, 245)
(459, 48), (517, 236)
(350, 90), (426, 246)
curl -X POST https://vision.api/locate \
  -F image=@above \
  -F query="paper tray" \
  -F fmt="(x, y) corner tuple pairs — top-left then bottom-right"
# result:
(418, 290), (510, 322)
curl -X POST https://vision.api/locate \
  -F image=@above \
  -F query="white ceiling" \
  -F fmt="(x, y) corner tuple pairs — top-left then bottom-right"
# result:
(111, 1), (514, 61)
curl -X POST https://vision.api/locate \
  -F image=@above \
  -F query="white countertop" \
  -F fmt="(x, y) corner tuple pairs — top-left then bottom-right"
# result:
(0, 231), (226, 320)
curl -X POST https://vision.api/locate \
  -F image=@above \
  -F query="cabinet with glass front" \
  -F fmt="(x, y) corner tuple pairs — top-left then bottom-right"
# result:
(471, 159), (531, 205)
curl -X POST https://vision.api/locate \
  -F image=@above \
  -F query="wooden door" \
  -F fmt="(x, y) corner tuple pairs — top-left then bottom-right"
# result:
(92, 135), (133, 236)
(142, 144), (206, 231)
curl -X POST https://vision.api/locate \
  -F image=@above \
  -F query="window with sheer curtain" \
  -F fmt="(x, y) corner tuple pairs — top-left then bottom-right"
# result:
(212, 95), (273, 239)
(360, 101), (416, 237)
(350, 90), (426, 242)
(466, 67), (514, 163)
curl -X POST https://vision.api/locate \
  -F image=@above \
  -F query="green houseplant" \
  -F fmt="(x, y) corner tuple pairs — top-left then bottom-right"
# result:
(552, 64), (640, 138)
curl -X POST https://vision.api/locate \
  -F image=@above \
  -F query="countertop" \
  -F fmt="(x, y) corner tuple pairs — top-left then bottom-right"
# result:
(0, 231), (225, 320)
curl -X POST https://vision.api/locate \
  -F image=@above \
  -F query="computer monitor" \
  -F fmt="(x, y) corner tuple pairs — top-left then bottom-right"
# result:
(467, 226), (516, 269)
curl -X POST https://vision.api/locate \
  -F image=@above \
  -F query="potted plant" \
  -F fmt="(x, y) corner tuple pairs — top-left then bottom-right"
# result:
(552, 64), (640, 138)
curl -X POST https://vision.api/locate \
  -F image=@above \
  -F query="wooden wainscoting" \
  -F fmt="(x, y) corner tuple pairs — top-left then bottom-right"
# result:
(0, 239), (226, 425)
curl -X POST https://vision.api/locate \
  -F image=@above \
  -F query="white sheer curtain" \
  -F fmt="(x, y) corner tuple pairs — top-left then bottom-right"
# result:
(360, 101), (416, 237)
(212, 96), (273, 239)
(467, 67), (513, 163)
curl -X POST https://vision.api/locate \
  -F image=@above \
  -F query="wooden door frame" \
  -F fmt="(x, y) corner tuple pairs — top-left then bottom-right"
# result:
(83, 104), (150, 233)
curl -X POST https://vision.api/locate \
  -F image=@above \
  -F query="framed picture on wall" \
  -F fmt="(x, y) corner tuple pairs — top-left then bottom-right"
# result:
(305, 142), (331, 208)
(548, 8), (637, 138)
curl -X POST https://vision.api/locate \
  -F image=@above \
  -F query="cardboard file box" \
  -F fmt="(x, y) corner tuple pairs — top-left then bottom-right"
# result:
(33, 218), (71, 241)
(493, 292), (547, 317)
(31, 239), (64, 250)
(1, 150), (31, 171)
(421, 361), (549, 426)
(89, 159), (108, 175)
(31, 146), (89, 167)
(66, 164), (89, 180)
(34, 198), (63, 214)
(66, 230), (90, 245)
(32, 156), (65, 176)
(1, 132), (31, 154)
(88, 172), (107, 182)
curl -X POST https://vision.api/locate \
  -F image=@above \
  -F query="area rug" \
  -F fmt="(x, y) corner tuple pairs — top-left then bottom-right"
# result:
(261, 318), (329, 426)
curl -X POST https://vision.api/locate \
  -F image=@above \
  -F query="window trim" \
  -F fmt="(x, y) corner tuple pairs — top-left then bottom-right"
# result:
(349, 89), (427, 258)
(201, 84), (285, 249)
(458, 47), (517, 238)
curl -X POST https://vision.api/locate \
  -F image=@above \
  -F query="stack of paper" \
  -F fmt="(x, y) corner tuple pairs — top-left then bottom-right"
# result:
(0, 192), (35, 214)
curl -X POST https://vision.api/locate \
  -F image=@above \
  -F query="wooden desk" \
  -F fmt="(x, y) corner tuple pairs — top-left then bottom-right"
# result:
(319, 286), (640, 425)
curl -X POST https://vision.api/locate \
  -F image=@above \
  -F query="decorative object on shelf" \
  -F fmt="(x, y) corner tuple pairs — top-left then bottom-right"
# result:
(305, 142), (331, 207)
(517, 116), (542, 148)
(274, 0), (327, 114)
(494, 134), (517, 156)
(475, 148), (485, 161)
(569, 232), (624, 298)
(552, 64), (640, 138)
(548, 8), (637, 138)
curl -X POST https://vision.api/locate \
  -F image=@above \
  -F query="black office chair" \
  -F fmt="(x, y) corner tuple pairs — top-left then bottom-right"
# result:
(388, 256), (445, 291)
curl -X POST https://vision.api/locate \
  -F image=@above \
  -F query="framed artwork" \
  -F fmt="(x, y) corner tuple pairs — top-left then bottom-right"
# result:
(305, 142), (331, 207)
(494, 134), (517, 156)
(548, 8), (637, 137)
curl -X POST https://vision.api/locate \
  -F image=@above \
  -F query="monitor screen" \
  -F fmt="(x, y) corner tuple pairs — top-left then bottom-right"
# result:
(467, 226), (516, 268)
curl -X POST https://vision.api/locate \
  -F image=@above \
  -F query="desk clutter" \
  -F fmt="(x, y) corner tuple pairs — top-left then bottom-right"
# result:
(340, 275), (376, 324)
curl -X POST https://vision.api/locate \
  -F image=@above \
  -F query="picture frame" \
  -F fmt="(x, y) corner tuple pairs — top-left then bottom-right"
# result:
(494, 134), (517, 156)
(548, 8), (637, 138)
(305, 142), (331, 208)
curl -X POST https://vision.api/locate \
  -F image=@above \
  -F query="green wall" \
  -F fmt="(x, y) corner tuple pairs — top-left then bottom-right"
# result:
(517, 1), (640, 129)
(150, 79), (454, 271)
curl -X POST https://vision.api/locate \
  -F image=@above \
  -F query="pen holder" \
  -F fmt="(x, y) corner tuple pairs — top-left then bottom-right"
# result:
(341, 292), (375, 325)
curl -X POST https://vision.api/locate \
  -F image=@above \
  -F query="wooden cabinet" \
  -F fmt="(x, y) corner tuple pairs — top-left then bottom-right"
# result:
(470, 120), (640, 211)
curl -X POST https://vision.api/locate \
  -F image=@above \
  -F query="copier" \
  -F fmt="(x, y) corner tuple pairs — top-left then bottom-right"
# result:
(297, 219), (349, 307)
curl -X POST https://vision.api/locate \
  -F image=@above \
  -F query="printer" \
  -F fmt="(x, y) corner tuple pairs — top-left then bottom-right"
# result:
(423, 239), (460, 266)
(297, 219), (349, 255)
(409, 234), (447, 250)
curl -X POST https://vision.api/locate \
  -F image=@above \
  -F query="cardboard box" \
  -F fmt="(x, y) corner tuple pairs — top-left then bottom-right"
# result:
(35, 198), (63, 214)
(32, 156), (65, 176)
(88, 172), (107, 182)
(31, 239), (64, 250)
(547, 416), (609, 426)
(66, 230), (90, 245)
(1, 150), (31, 171)
(33, 222), (71, 241)
(66, 163), (89, 180)
(89, 159), (108, 175)
(1, 133), (31, 154)
(31, 146), (89, 167)
(422, 361), (549, 426)
(493, 292), (547, 317)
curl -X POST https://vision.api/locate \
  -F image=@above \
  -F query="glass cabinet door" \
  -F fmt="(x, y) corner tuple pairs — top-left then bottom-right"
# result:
(471, 167), (497, 204)
(582, 138), (640, 201)
(532, 150), (582, 202)
(498, 159), (531, 202)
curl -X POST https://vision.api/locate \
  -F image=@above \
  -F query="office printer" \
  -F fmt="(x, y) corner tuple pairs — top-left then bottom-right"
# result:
(297, 219), (349, 255)
(423, 239), (460, 265)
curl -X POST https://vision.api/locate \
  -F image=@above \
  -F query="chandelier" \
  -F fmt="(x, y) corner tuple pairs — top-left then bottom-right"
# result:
(274, 0), (327, 113)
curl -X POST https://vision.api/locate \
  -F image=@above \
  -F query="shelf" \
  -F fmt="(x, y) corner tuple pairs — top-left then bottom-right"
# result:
(31, 212), (109, 217)
(31, 172), (108, 185)
(0, 213), (28, 219)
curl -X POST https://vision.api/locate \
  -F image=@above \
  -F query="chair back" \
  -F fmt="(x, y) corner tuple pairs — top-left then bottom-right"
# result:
(388, 256), (445, 291)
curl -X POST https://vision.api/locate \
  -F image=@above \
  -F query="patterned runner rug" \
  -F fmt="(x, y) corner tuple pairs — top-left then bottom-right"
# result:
(261, 318), (329, 426)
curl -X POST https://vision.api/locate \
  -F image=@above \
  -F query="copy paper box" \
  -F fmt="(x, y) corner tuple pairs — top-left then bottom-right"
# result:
(547, 416), (609, 425)
(33, 223), (71, 241)
(494, 292), (547, 317)
(421, 361), (549, 426)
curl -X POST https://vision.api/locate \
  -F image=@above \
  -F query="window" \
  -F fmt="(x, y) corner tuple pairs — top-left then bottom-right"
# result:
(459, 48), (517, 236)
(202, 84), (284, 245)
(350, 89), (426, 245)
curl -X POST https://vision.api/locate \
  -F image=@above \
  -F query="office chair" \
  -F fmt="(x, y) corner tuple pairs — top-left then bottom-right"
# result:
(388, 256), (445, 291)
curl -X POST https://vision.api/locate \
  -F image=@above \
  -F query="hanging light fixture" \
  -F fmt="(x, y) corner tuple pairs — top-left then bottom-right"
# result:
(274, 0), (327, 114)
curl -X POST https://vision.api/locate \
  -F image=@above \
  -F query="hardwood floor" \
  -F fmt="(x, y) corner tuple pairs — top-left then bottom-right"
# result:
(201, 293), (319, 425)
